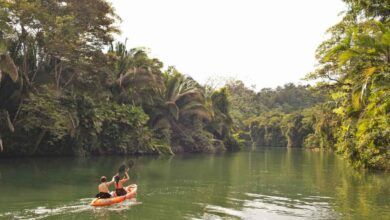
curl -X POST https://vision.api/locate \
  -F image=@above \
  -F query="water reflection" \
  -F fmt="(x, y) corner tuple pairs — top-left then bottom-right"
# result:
(0, 149), (389, 219)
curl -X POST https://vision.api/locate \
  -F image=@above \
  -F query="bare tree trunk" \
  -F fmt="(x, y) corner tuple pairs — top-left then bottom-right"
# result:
(53, 59), (64, 92)
(0, 134), (3, 152)
(63, 73), (75, 89)
(5, 111), (14, 132)
(21, 24), (31, 88)
(13, 100), (23, 123)
(54, 60), (59, 91)
(32, 129), (47, 154)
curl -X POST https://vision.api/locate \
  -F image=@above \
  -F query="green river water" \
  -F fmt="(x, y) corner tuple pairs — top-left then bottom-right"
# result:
(0, 148), (389, 219)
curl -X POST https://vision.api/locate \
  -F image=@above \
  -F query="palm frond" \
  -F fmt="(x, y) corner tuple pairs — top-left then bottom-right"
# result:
(166, 101), (179, 120)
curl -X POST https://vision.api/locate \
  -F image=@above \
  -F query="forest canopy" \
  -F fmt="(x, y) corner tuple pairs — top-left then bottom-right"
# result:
(0, 0), (388, 170)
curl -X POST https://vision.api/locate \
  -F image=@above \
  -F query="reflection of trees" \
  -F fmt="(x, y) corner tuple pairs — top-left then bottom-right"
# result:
(0, 150), (389, 219)
(285, 149), (390, 219)
(332, 169), (390, 219)
(203, 149), (390, 219)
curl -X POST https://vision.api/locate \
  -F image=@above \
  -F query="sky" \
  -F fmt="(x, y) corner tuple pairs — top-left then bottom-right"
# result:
(110, 0), (346, 90)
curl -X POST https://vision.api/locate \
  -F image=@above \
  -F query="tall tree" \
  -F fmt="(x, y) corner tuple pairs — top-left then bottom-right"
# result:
(0, 39), (18, 151)
(0, 0), (121, 154)
(308, 0), (390, 169)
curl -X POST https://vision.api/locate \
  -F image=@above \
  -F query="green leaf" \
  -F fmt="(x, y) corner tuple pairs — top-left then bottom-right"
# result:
(381, 32), (390, 46)
(352, 89), (361, 110)
(365, 67), (376, 77)
(333, 107), (346, 116)
(338, 50), (355, 66)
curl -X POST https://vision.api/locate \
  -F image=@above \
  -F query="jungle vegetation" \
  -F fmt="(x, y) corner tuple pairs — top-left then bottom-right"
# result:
(0, 0), (388, 170)
(228, 0), (390, 170)
(0, 0), (239, 156)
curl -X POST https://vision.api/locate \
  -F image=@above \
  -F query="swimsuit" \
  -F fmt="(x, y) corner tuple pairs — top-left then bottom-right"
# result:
(116, 188), (127, 196)
(96, 192), (111, 198)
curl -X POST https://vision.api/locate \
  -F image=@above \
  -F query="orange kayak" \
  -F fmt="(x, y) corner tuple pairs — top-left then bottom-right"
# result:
(91, 184), (137, 207)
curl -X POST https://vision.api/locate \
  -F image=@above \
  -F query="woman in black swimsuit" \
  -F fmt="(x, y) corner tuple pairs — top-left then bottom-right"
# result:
(114, 169), (129, 196)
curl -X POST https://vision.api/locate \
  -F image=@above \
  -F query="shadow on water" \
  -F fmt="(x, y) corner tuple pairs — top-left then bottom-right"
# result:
(0, 149), (389, 219)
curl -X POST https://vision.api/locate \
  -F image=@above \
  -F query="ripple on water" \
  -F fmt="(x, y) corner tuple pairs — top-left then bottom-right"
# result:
(0, 198), (141, 220)
(191, 193), (341, 220)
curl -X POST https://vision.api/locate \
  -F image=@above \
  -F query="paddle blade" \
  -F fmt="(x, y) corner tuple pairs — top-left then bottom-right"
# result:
(128, 160), (135, 168)
(118, 164), (126, 173)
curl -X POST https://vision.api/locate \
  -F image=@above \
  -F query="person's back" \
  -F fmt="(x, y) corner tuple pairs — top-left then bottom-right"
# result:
(98, 182), (110, 193)
(115, 169), (129, 196)
(96, 176), (114, 199)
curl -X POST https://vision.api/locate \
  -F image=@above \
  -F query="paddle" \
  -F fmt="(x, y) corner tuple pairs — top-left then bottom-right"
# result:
(118, 160), (135, 174)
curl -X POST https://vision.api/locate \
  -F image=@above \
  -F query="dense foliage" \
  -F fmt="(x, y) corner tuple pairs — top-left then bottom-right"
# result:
(225, 82), (321, 149)
(0, 0), (388, 170)
(227, 0), (390, 170)
(306, 0), (390, 170)
(0, 0), (238, 156)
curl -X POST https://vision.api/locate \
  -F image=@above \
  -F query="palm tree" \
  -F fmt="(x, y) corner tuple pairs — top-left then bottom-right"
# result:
(206, 87), (240, 151)
(109, 42), (164, 105)
(207, 87), (233, 140)
(108, 43), (212, 151)
(150, 67), (210, 133)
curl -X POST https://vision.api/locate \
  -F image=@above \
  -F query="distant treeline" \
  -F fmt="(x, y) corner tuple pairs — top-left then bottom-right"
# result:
(0, 0), (389, 170)
(225, 81), (326, 149)
(227, 0), (390, 170)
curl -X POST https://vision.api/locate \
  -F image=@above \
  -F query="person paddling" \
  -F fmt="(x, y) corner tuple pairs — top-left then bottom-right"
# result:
(114, 168), (129, 196)
(96, 176), (115, 199)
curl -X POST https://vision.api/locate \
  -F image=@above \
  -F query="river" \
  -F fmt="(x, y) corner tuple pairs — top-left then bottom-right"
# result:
(0, 148), (389, 219)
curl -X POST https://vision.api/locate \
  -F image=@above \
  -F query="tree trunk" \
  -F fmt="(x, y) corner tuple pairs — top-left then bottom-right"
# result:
(0, 134), (3, 152)
(32, 129), (47, 154)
